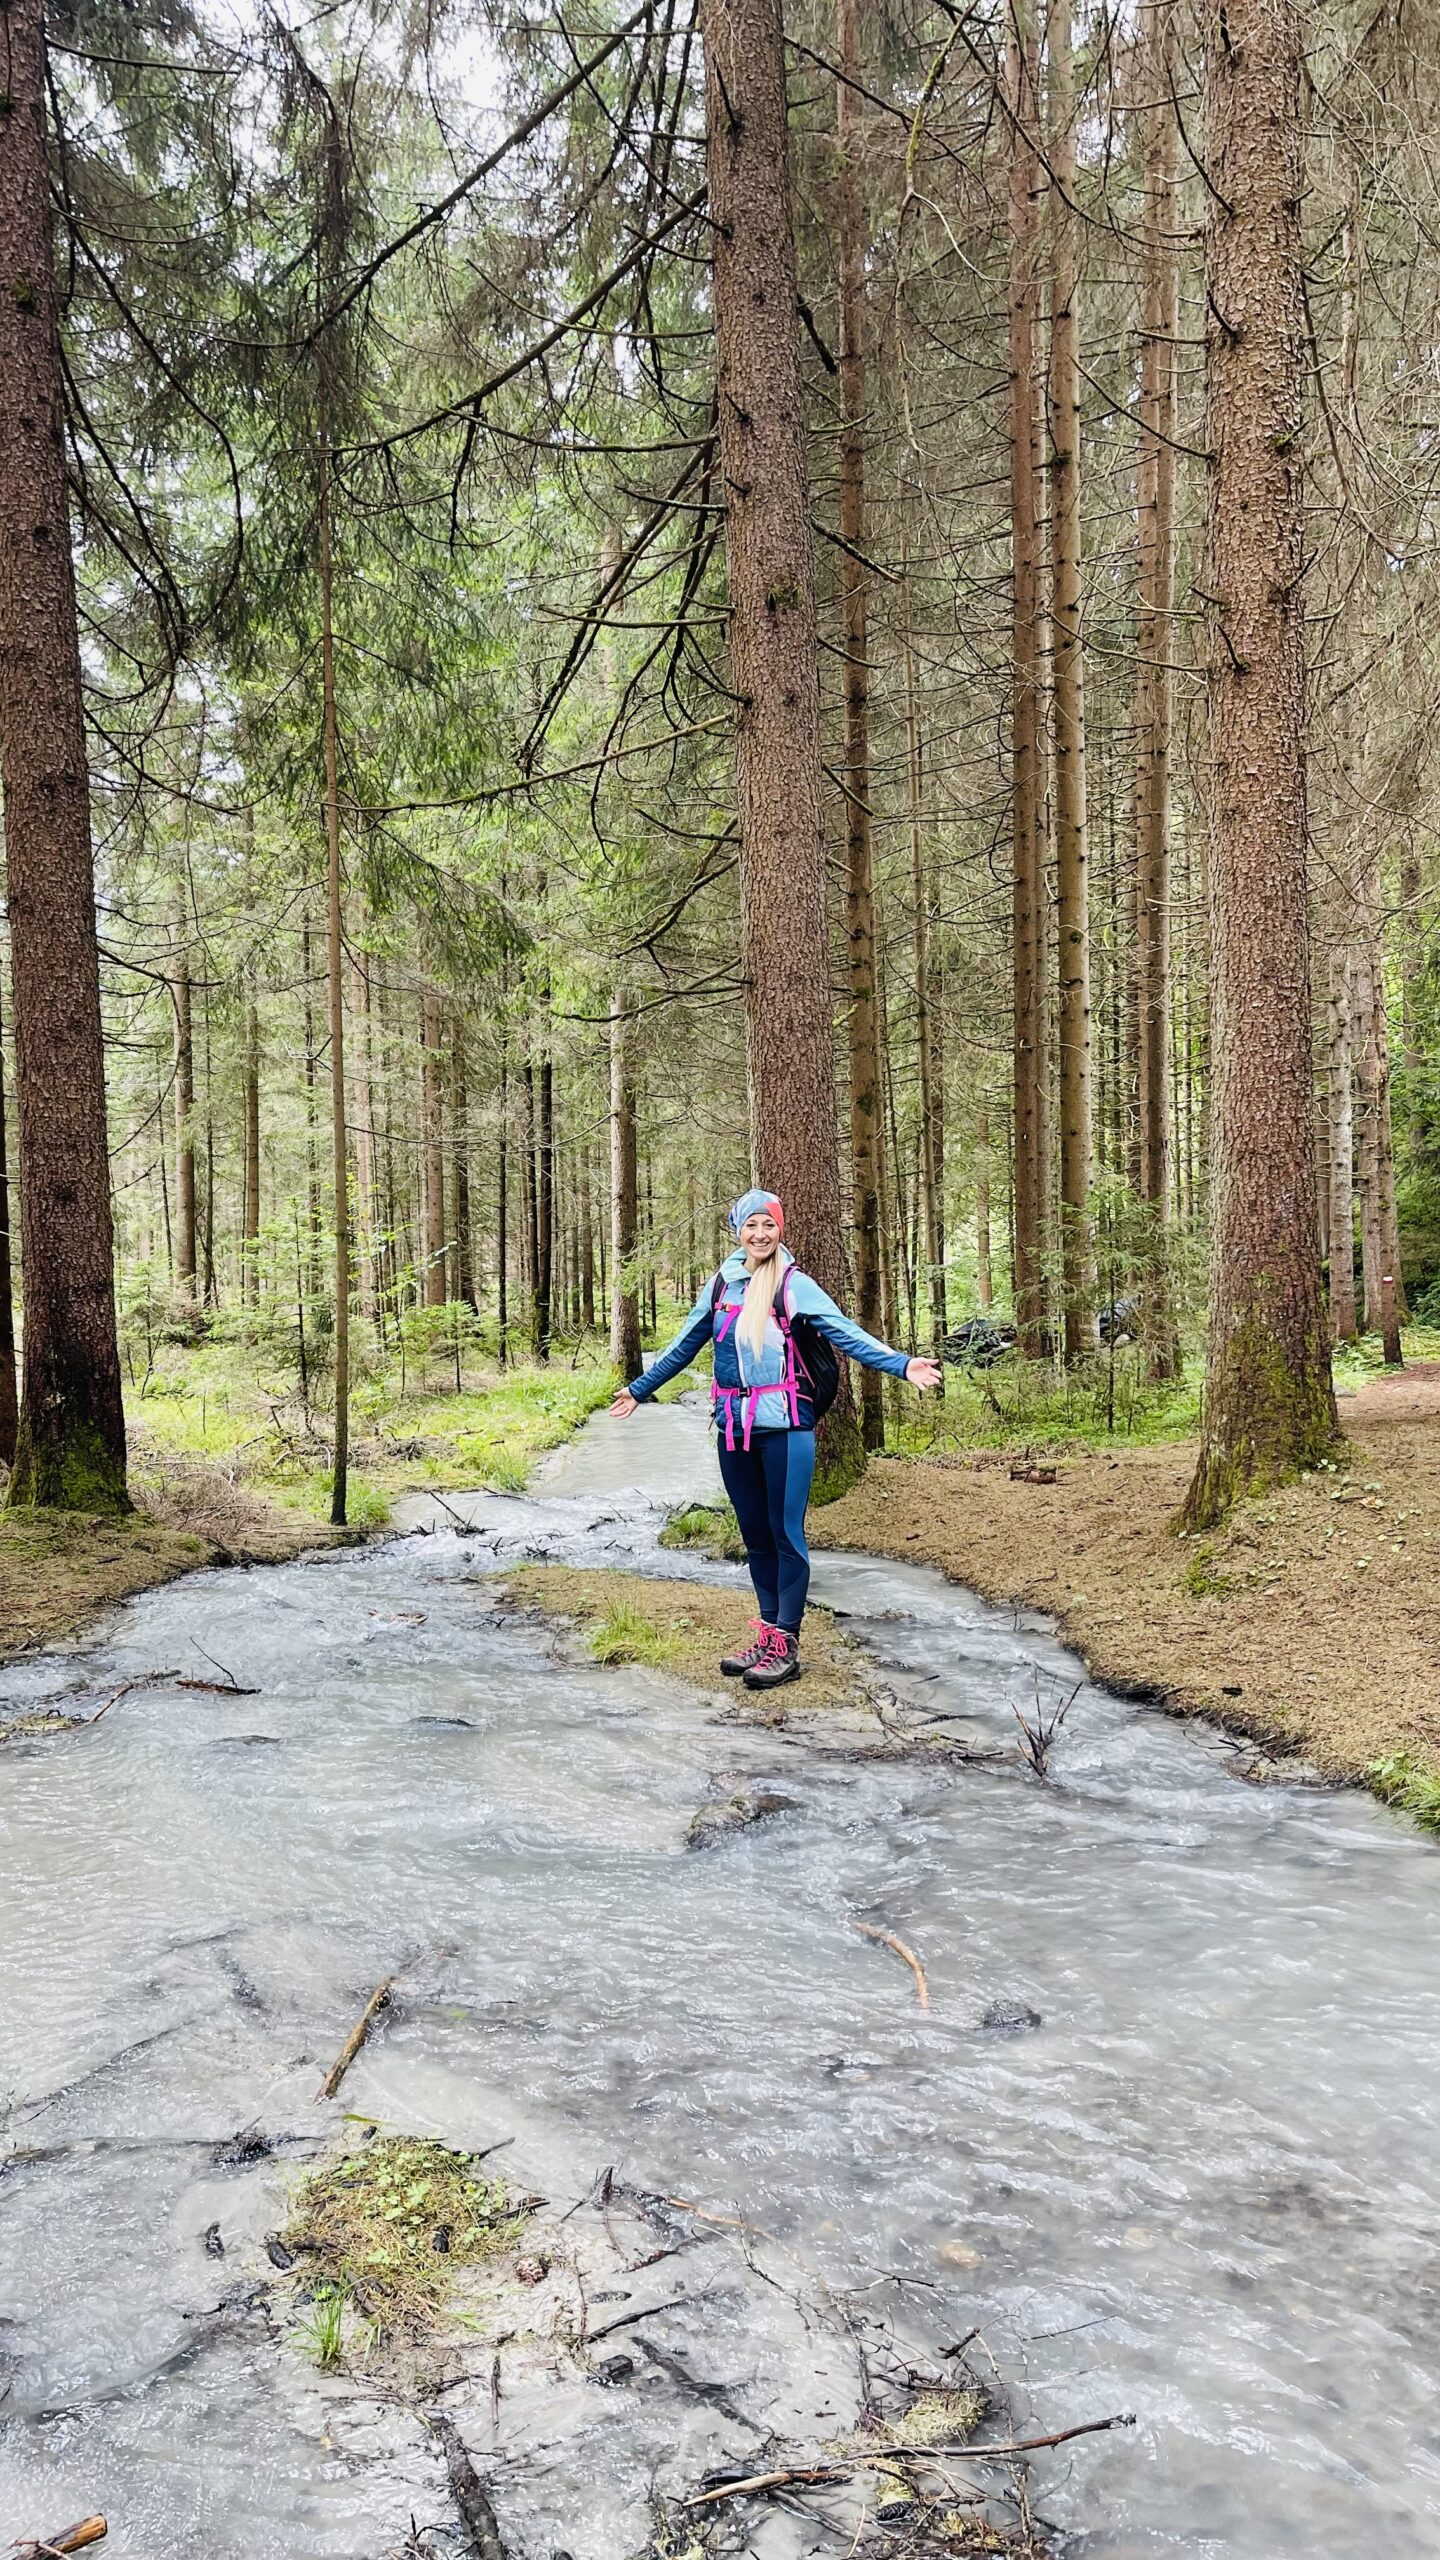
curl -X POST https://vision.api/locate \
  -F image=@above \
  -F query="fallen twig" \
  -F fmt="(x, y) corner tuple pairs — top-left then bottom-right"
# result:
(854, 1921), (931, 2010)
(12, 2519), (108, 2557)
(317, 1977), (394, 2100)
(684, 2465), (849, 2510)
(431, 2410), (508, 2559)
(174, 1677), (261, 1696)
(585, 2293), (687, 2344)
(89, 1671), (179, 1723)
(879, 2411), (1135, 2460)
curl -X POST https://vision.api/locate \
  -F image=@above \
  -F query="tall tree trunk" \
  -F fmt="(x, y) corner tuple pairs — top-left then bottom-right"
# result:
(580, 1142), (596, 1330)
(171, 872), (197, 1302)
(535, 1049), (554, 1361)
(301, 909), (322, 1294)
(904, 618), (945, 1361)
(1007, 5), (1047, 1357)
(1180, 0), (1337, 1527)
(0, 964), (19, 1469)
(318, 439), (350, 1526)
(453, 1026), (476, 1311)
(1048, 0), (1093, 1362)
(1355, 880), (1403, 1362)
(609, 994), (643, 1377)
(349, 950), (377, 1323)
(0, 0), (128, 1510)
(240, 809), (262, 1309)
(1326, 936), (1357, 1343)
(836, 0), (884, 1453)
(497, 1026), (511, 1361)
(703, 0), (863, 1490)
(421, 983), (447, 1307)
(976, 1105), (994, 1310)
(1134, 0), (1180, 1380)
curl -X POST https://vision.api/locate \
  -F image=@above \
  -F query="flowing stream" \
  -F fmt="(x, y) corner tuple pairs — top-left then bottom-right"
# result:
(3, 1395), (1440, 2555)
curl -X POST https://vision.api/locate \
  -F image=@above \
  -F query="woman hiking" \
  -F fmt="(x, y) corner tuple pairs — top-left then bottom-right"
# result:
(608, 1188), (941, 1689)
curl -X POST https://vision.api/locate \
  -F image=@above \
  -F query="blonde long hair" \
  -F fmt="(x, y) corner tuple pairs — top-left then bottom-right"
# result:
(736, 1250), (783, 1369)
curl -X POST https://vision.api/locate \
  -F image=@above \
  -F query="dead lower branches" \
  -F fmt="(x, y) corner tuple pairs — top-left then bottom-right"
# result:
(1012, 1674), (1080, 1778)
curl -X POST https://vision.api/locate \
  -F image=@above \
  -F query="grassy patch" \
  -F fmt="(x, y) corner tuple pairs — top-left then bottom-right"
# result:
(658, 1500), (746, 1563)
(1367, 1751), (1440, 1835)
(281, 2133), (531, 2345)
(502, 1564), (874, 1717)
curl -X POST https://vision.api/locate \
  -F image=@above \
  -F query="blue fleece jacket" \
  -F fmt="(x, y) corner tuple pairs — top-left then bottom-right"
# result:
(628, 1246), (910, 1431)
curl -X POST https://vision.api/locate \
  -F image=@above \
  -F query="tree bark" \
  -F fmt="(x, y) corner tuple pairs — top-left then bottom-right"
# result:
(703, 0), (862, 1490)
(1180, 0), (1337, 1527)
(318, 438), (351, 1525)
(1047, 0), (1093, 1362)
(171, 871), (197, 1302)
(453, 1026), (475, 1310)
(835, 0), (884, 1453)
(976, 1106), (994, 1310)
(1006, 5), (1047, 1357)
(0, 964), (19, 1469)
(240, 809), (261, 1308)
(0, 0), (128, 1509)
(349, 950), (377, 1323)
(534, 1048), (554, 1361)
(609, 993), (643, 1377)
(904, 614), (945, 1361)
(1326, 935), (1357, 1343)
(1134, 0), (1180, 1380)
(421, 982), (447, 1307)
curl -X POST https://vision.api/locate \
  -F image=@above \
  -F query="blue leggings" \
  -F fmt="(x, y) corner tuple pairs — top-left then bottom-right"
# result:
(717, 1428), (816, 1633)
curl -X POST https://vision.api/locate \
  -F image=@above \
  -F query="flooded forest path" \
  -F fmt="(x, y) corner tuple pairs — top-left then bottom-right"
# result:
(3, 1398), (1440, 2556)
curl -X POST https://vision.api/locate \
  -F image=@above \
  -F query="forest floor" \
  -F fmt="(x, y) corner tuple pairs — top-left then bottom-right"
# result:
(817, 1359), (1440, 1822)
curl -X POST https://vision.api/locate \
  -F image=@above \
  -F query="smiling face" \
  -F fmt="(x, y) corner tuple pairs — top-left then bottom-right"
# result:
(740, 1211), (781, 1263)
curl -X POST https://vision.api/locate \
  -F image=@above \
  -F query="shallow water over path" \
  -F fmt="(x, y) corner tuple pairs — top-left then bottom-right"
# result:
(3, 1399), (1440, 2554)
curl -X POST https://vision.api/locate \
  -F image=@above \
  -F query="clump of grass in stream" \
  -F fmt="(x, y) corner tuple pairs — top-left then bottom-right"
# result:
(659, 1500), (747, 1563)
(588, 1601), (684, 1667)
(1367, 1750), (1440, 1835)
(281, 2134), (531, 2342)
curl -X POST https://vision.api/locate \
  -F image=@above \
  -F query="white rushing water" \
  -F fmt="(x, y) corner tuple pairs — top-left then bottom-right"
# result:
(3, 1395), (1440, 2555)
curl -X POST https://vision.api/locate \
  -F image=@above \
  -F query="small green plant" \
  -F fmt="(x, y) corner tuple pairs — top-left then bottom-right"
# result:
(294, 2280), (352, 2368)
(1367, 1751), (1440, 1835)
(659, 1501), (746, 1562)
(1180, 1542), (1234, 1599)
(588, 1603), (683, 1667)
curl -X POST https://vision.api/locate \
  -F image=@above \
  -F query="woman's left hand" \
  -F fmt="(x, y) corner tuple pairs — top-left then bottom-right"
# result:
(905, 1357), (943, 1392)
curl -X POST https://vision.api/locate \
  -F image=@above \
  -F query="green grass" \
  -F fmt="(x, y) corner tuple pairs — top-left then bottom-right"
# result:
(587, 1601), (684, 1667)
(122, 1322), (615, 1523)
(659, 1500), (747, 1562)
(1367, 1750), (1440, 1836)
(888, 1347), (1204, 1457)
(281, 2133), (531, 2342)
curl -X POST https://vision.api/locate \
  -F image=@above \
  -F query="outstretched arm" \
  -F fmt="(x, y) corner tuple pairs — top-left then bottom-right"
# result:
(788, 1274), (942, 1389)
(609, 1279), (717, 1416)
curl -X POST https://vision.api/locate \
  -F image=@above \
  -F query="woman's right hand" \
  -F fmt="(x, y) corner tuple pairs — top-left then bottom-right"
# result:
(608, 1390), (639, 1419)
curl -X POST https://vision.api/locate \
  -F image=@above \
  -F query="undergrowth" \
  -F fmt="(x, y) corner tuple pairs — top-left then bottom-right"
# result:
(659, 1500), (746, 1562)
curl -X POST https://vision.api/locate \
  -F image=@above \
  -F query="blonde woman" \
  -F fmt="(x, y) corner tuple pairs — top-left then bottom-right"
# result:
(609, 1188), (940, 1688)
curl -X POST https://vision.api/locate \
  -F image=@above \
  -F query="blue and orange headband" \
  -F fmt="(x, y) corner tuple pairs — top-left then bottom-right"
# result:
(729, 1187), (784, 1237)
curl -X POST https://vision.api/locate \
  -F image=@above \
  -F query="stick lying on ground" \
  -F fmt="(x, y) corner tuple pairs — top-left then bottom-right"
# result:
(431, 2410), (508, 2559)
(684, 2413), (1133, 2510)
(854, 1920), (931, 2010)
(317, 1977), (394, 2100)
(685, 2467), (848, 2509)
(12, 2520), (108, 2557)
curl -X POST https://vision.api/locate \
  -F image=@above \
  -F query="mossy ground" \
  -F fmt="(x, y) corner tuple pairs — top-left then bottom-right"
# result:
(0, 1505), (213, 1660)
(280, 2132), (531, 2349)
(501, 1564), (875, 1716)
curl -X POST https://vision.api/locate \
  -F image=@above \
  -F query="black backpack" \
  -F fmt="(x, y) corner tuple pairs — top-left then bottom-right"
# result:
(709, 1267), (841, 1422)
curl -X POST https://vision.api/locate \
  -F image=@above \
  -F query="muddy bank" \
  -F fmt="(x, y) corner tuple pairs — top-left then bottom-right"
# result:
(815, 1390), (1440, 1792)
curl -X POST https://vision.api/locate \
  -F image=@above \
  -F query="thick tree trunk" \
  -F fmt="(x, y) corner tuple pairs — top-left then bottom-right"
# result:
(421, 983), (447, 1308)
(1047, 0), (1093, 1363)
(1134, 0), (1180, 1380)
(0, 0), (127, 1510)
(171, 876), (197, 1302)
(0, 966), (19, 1469)
(703, 0), (863, 1492)
(1326, 937), (1357, 1343)
(1006, 7), (1047, 1357)
(609, 993), (643, 1378)
(836, 0), (884, 1453)
(317, 441), (351, 1525)
(1180, 0), (1337, 1527)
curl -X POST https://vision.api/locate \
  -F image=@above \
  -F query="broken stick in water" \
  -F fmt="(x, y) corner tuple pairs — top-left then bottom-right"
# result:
(854, 1920), (931, 2010)
(317, 1976), (394, 2100)
(12, 2520), (108, 2558)
(431, 2409), (508, 2559)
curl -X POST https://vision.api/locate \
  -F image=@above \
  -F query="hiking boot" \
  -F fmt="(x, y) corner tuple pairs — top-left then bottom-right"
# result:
(720, 1620), (775, 1677)
(743, 1627), (801, 1689)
